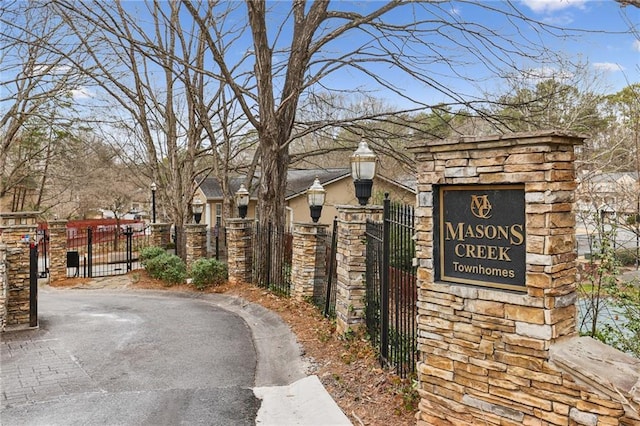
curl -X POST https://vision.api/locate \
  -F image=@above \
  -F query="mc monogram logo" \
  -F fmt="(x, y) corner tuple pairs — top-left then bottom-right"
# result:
(470, 194), (492, 219)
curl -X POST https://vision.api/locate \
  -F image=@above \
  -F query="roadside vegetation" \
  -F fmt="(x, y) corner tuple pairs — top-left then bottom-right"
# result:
(577, 214), (640, 358)
(140, 246), (228, 291)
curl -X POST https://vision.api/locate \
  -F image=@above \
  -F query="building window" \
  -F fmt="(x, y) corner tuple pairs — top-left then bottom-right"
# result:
(215, 203), (222, 226)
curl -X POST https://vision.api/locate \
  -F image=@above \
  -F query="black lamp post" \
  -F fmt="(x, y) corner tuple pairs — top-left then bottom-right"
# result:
(307, 177), (326, 223)
(236, 184), (249, 219)
(150, 182), (157, 223)
(192, 197), (204, 224)
(351, 140), (377, 206)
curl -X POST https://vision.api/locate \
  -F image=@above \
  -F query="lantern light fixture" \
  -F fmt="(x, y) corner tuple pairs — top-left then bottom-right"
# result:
(307, 177), (326, 223)
(235, 184), (250, 219)
(350, 140), (377, 206)
(192, 196), (204, 224)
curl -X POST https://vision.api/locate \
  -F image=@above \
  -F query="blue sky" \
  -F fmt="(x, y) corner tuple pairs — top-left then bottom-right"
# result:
(7, 1), (634, 112)
(513, 0), (638, 90)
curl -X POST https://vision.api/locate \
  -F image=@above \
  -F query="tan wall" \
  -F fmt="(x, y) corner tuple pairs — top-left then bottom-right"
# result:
(286, 177), (414, 227)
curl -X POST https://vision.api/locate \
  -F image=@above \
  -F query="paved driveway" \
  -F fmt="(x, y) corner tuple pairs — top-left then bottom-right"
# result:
(2, 287), (272, 425)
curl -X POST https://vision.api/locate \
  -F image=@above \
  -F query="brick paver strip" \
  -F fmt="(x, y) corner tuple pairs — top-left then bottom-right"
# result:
(1, 335), (100, 407)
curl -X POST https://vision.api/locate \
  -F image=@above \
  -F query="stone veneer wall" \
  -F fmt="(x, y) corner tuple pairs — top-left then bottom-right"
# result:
(334, 205), (382, 335)
(3, 246), (30, 327)
(226, 219), (253, 284)
(408, 131), (635, 425)
(185, 224), (207, 269)
(291, 223), (329, 301)
(48, 220), (68, 283)
(150, 223), (172, 248)
(0, 212), (38, 329)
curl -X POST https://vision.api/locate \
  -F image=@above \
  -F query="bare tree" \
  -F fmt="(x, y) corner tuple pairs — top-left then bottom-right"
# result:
(48, 1), (248, 257)
(184, 0), (572, 231)
(0, 1), (90, 211)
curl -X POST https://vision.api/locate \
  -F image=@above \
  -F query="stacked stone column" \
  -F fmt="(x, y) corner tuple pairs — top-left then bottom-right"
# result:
(48, 220), (68, 283)
(226, 218), (253, 284)
(334, 205), (382, 335)
(150, 223), (172, 248)
(185, 224), (207, 269)
(290, 223), (329, 301)
(408, 131), (635, 425)
(0, 212), (39, 329)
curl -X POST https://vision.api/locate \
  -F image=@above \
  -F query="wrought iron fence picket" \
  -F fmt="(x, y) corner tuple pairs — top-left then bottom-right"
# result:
(252, 222), (292, 296)
(365, 195), (417, 378)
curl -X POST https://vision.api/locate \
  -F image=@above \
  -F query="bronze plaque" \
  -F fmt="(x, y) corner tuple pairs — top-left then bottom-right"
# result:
(437, 185), (526, 291)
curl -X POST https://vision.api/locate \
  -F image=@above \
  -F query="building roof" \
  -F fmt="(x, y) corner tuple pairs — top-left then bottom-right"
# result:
(199, 176), (259, 200)
(284, 168), (351, 199)
(199, 168), (416, 201)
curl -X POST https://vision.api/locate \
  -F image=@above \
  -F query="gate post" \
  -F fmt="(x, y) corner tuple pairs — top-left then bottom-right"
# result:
(291, 222), (329, 301)
(150, 223), (172, 248)
(226, 218), (253, 285)
(0, 212), (39, 330)
(185, 224), (207, 270)
(48, 220), (68, 283)
(334, 205), (383, 335)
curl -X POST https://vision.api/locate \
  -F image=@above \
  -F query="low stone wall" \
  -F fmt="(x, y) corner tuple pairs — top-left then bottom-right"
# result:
(550, 336), (640, 425)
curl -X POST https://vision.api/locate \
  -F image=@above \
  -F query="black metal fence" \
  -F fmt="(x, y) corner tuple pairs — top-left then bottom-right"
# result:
(37, 227), (49, 278)
(208, 225), (227, 261)
(365, 195), (417, 378)
(312, 217), (338, 318)
(252, 222), (293, 296)
(66, 224), (150, 278)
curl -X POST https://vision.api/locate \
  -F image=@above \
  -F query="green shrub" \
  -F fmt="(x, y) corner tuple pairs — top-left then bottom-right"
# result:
(144, 253), (187, 285)
(614, 248), (638, 267)
(140, 246), (166, 264)
(189, 258), (228, 290)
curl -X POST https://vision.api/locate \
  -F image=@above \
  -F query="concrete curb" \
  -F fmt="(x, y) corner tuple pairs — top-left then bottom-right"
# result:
(254, 375), (352, 425)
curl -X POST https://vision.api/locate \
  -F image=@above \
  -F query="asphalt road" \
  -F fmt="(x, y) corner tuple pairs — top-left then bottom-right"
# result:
(2, 288), (263, 425)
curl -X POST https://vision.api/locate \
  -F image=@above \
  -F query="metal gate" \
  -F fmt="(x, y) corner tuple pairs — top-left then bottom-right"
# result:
(66, 224), (148, 278)
(312, 217), (338, 318)
(365, 194), (417, 378)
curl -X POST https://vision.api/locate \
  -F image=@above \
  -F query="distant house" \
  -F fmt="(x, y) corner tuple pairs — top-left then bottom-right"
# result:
(577, 171), (640, 219)
(196, 168), (416, 229)
(195, 176), (259, 227)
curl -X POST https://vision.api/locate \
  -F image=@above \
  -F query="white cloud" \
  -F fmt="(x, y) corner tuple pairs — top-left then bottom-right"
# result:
(633, 40), (640, 52)
(593, 62), (625, 72)
(523, 66), (573, 82)
(521, 0), (586, 14)
(31, 64), (72, 77)
(71, 87), (94, 100)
